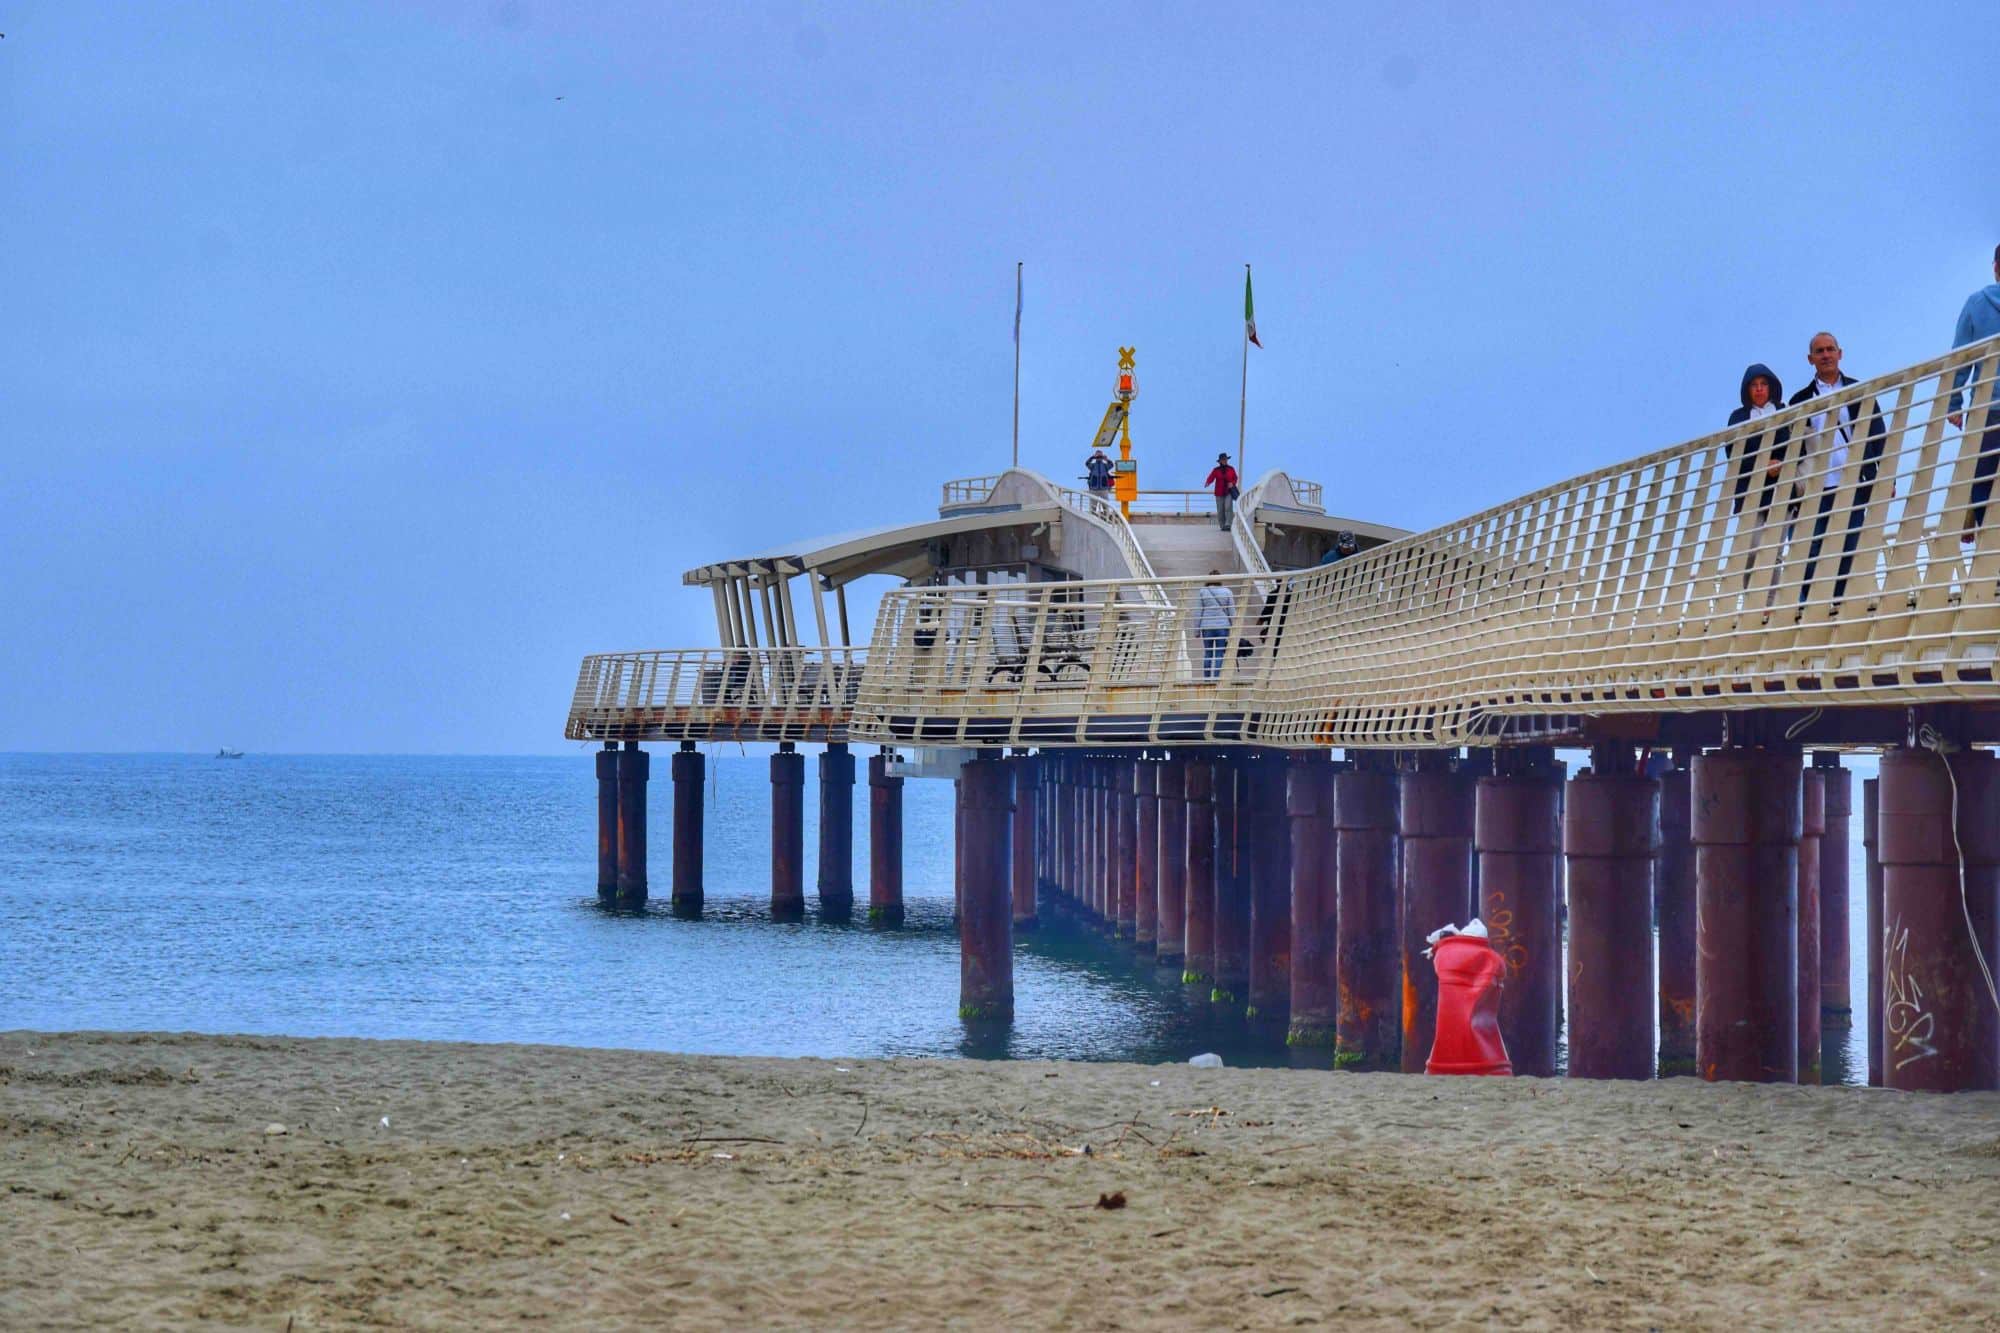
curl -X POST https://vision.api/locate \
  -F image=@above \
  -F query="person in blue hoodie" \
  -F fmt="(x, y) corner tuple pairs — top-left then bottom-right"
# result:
(1725, 363), (1793, 519)
(1949, 245), (2000, 535)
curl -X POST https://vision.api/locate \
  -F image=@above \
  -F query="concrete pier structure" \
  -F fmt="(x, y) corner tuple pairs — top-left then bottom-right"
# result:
(1878, 746), (1999, 1093)
(1815, 754), (1853, 1030)
(1398, 760), (1475, 1073)
(1247, 755), (1292, 1026)
(1011, 754), (1039, 930)
(1476, 754), (1564, 1077)
(1211, 755), (1250, 1010)
(670, 742), (705, 916)
(1656, 756), (1697, 1075)
(1286, 755), (1339, 1051)
(1797, 769), (1825, 1084)
(1564, 754), (1660, 1081)
(1092, 761), (1111, 924)
(596, 744), (619, 902)
(1114, 760), (1138, 940)
(1334, 763), (1400, 1069)
(956, 757), (1015, 1022)
(1693, 746), (1801, 1084)
(1155, 758), (1188, 968)
(1134, 759), (1159, 949)
(867, 752), (904, 925)
(614, 742), (649, 909)
(1863, 775), (1882, 1086)
(1182, 758), (1217, 988)
(817, 742), (855, 920)
(770, 744), (805, 921)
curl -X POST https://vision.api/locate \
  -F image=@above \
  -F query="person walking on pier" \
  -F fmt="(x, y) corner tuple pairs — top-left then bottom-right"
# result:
(1789, 332), (1886, 605)
(1196, 572), (1234, 680)
(1206, 453), (1240, 531)
(1949, 245), (2000, 537)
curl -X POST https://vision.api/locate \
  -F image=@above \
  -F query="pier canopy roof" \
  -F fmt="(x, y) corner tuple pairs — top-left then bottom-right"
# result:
(680, 501), (1065, 589)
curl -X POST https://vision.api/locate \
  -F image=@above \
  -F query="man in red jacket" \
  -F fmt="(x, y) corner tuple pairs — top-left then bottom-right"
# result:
(1204, 452), (1239, 532)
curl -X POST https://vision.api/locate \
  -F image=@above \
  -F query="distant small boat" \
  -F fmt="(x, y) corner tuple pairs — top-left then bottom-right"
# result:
(215, 748), (244, 759)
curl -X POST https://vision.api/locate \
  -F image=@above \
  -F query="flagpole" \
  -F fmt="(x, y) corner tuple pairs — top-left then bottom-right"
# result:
(1238, 263), (1250, 480)
(1012, 262), (1022, 469)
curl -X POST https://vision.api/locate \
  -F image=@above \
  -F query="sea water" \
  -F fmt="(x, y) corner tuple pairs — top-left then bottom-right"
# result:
(0, 752), (1873, 1079)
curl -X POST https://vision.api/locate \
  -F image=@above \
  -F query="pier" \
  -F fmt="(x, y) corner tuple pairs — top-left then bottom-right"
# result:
(566, 336), (2000, 1090)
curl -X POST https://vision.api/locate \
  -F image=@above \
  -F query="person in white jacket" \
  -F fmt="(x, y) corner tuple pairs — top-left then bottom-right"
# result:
(1196, 573), (1235, 680)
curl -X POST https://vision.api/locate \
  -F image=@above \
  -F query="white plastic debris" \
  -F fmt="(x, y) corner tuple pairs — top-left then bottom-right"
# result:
(379, 1116), (391, 1128)
(1423, 917), (1491, 959)
(263, 1123), (288, 1136)
(1189, 1052), (1224, 1069)
(1148, 1080), (1161, 1087)
(559, 1211), (571, 1221)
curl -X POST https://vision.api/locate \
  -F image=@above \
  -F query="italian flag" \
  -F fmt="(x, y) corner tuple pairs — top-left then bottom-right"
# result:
(1244, 268), (1262, 348)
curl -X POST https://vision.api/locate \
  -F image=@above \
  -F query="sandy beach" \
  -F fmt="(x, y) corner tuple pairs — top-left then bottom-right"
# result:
(2, 1031), (1996, 1329)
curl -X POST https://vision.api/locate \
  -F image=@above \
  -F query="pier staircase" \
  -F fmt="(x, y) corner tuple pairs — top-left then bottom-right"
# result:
(1129, 518), (1244, 578)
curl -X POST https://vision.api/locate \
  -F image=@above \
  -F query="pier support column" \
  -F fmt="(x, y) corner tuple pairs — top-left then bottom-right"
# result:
(1863, 776), (1882, 1085)
(1399, 758), (1475, 1073)
(1798, 769), (1826, 1084)
(1248, 754), (1293, 1027)
(1135, 759), (1160, 949)
(867, 751), (904, 926)
(1815, 754), (1853, 1031)
(1114, 759), (1138, 940)
(1091, 761), (1109, 924)
(1657, 756), (1697, 1075)
(1693, 746), (1800, 1084)
(957, 757), (1015, 1022)
(1211, 754), (1250, 1012)
(1335, 761), (1400, 1069)
(614, 742), (649, 909)
(817, 743), (855, 920)
(671, 742), (705, 916)
(1287, 755), (1339, 1051)
(1011, 754), (1040, 930)
(1156, 758), (1188, 968)
(770, 743), (805, 921)
(1476, 753), (1564, 1076)
(1879, 746), (2000, 1092)
(596, 744), (619, 902)
(1183, 758), (1217, 990)
(1564, 753), (1660, 1081)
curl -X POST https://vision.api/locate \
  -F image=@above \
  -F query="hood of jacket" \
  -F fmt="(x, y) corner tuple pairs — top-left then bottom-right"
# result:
(1739, 363), (1784, 410)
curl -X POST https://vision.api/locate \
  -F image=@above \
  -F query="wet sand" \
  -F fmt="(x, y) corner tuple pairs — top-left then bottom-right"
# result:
(3, 1030), (1996, 1329)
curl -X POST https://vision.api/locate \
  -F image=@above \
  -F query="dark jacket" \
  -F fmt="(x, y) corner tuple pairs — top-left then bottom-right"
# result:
(1788, 373), (1886, 496)
(1725, 363), (1791, 515)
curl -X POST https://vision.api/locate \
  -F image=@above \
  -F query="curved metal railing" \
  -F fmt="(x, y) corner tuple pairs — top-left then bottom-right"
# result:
(852, 336), (2000, 748)
(566, 647), (866, 743)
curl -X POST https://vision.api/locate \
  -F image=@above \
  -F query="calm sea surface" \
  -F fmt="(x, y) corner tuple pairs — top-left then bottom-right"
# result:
(0, 753), (1870, 1080)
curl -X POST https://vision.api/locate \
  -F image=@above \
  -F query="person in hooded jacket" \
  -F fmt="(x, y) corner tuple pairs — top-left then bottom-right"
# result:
(1949, 245), (2000, 536)
(1726, 363), (1793, 519)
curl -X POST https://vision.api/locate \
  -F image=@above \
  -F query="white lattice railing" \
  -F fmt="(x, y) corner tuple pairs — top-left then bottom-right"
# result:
(940, 475), (1003, 508)
(1055, 487), (1174, 604)
(565, 648), (866, 742)
(851, 336), (2000, 748)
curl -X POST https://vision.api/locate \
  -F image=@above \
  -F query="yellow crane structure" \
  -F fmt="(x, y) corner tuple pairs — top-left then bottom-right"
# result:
(1085, 347), (1139, 516)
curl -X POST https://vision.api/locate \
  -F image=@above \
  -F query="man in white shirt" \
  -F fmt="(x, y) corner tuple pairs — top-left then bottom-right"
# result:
(1788, 332), (1886, 606)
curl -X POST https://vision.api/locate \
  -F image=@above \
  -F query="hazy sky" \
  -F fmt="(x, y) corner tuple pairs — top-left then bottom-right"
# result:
(4, 2), (1992, 754)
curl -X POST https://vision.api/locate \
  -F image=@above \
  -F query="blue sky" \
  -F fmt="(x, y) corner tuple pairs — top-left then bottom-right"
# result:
(3, 1), (1991, 753)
